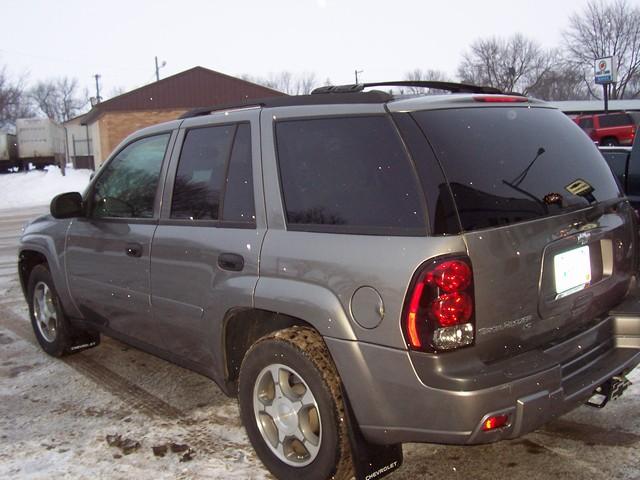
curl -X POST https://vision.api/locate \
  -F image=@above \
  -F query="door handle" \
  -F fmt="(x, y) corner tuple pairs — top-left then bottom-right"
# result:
(218, 253), (244, 272)
(126, 243), (143, 258)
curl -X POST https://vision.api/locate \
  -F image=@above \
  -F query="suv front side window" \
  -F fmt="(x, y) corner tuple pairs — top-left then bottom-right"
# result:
(91, 134), (170, 219)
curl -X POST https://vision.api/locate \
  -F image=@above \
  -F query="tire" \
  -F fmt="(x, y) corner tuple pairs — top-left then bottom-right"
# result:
(27, 264), (80, 357)
(602, 138), (619, 146)
(238, 326), (354, 480)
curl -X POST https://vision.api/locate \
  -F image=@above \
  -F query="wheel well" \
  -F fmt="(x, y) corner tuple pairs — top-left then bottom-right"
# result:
(18, 250), (48, 296)
(223, 309), (315, 391)
(601, 136), (618, 144)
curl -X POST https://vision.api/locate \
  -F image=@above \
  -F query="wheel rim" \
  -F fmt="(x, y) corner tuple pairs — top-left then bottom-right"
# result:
(33, 281), (58, 343)
(252, 363), (322, 467)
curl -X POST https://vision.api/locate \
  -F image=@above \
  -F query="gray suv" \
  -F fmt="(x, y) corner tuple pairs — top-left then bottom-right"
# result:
(18, 82), (640, 480)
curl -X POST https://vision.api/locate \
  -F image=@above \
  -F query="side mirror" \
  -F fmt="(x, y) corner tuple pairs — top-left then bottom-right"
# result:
(51, 192), (84, 219)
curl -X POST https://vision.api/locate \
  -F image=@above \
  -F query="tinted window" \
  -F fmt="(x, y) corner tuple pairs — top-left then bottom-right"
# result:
(627, 145), (640, 196)
(171, 125), (235, 220)
(276, 116), (426, 234)
(578, 117), (593, 129)
(222, 124), (255, 223)
(601, 151), (628, 190)
(413, 107), (621, 232)
(92, 134), (169, 218)
(598, 113), (633, 128)
(392, 112), (460, 235)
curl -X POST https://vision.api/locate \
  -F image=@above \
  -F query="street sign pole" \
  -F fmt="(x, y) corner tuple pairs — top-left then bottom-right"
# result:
(594, 56), (617, 114)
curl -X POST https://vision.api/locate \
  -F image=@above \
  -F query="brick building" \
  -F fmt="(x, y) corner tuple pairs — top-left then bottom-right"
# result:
(65, 66), (284, 168)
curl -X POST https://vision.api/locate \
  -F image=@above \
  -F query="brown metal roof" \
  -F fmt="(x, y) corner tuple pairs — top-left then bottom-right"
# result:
(82, 66), (285, 124)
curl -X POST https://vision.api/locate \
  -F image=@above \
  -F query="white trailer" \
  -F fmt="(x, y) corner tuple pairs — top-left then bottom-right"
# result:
(0, 133), (19, 171)
(16, 118), (66, 170)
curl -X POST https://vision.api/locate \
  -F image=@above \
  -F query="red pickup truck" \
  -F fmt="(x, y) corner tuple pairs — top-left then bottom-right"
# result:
(575, 112), (637, 146)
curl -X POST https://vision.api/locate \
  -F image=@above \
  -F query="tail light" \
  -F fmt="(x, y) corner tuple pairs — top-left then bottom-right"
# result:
(402, 256), (475, 352)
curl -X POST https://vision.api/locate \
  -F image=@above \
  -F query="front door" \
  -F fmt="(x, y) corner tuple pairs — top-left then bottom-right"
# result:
(65, 131), (174, 349)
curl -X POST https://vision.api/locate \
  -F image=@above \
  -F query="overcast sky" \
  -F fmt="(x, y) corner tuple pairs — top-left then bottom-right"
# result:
(0, 0), (610, 99)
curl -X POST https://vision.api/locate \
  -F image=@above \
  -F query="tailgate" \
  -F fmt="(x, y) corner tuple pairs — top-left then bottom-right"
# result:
(411, 105), (636, 362)
(466, 203), (635, 362)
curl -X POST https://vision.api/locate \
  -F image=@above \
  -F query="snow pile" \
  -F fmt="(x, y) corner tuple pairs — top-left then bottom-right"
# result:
(0, 166), (92, 210)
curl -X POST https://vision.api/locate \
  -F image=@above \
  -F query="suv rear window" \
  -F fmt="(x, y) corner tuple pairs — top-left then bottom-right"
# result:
(598, 113), (633, 128)
(275, 116), (426, 235)
(413, 107), (621, 232)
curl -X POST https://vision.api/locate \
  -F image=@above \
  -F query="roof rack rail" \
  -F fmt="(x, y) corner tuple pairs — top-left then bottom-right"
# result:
(312, 81), (503, 95)
(178, 91), (393, 119)
(179, 102), (264, 119)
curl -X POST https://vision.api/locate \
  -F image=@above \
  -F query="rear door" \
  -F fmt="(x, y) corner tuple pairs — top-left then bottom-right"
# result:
(66, 130), (175, 348)
(150, 109), (264, 368)
(412, 106), (636, 361)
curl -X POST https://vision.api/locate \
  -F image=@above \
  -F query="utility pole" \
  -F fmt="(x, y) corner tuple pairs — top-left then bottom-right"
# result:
(354, 69), (363, 84)
(155, 56), (166, 82)
(94, 74), (102, 104)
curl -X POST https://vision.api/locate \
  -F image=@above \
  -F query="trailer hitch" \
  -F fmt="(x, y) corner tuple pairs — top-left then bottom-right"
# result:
(586, 375), (632, 408)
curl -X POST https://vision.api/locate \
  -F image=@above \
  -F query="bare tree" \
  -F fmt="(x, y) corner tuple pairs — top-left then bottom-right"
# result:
(403, 68), (450, 94)
(30, 77), (88, 123)
(294, 72), (318, 95)
(0, 67), (33, 132)
(241, 71), (318, 95)
(526, 63), (591, 100)
(107, 86), (127, 100)
(563, 0), (640, 99)
(457, 34), (554, 95)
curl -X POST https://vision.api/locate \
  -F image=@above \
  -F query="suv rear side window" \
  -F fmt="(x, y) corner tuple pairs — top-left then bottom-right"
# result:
(578, 117), (593, 129)
(413, 107), (621, 232)
(92, 133), (170, 219)
(598, 113), (633, 128)
(275, 116), (426, 235)
(171, 123), (255, 224)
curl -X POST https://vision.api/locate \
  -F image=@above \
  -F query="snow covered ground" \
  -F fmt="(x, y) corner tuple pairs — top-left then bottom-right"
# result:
(0, 167), (91, 210)
(1, 205), (639, 479)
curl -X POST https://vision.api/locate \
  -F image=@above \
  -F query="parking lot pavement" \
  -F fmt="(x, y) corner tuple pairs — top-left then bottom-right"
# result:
(1, 206), (639, 479)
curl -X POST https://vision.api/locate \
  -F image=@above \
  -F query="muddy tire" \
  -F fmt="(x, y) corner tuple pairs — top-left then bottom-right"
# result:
(27, 264), (82, 357)
(238, 326), (354, 480)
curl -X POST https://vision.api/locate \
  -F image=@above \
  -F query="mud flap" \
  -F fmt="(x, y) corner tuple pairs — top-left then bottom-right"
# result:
(66, 329), (100, 354)
(343, 393), (403, 480)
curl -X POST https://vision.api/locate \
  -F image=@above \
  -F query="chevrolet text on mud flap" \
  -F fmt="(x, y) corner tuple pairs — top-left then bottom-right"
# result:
(365, 461), (400, 480)
(18, 80), (640, 480)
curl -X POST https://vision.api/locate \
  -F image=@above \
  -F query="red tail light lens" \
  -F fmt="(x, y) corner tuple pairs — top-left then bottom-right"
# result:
(431, 292), (473, 326)
(402, 256), (475, 352)
(427, 260), (471, 292)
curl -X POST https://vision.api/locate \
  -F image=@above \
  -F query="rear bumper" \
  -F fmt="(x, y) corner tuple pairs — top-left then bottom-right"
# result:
(326, 307), (640, 445)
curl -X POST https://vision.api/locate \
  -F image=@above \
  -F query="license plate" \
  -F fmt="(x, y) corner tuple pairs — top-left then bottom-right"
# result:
(554, 245), (591, 298)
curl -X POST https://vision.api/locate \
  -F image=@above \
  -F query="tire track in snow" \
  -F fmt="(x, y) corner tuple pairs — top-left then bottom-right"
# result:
(0, 307), (185, 420)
